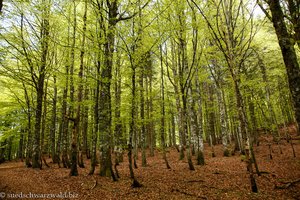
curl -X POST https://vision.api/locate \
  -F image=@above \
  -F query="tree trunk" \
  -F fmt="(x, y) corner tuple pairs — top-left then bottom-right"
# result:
(32, 1), (50, 168)
(169, 39), (185, 160)
(128, 60), (141, 187)
(75, 0), (88, 170)
(23, 84), (32, 167)
(41, 80), (49, 168)
(140, 69), (147, 167)
(208, 84), (217, 145)
(32, 70), (44, 168)
(195, 72), (205, 165)
(50, 75), (57, 163)
(89, 60), (100, 175)
(145, 56), (155, 157)
(160, 44), (171, 169)
(170, 111), (176, 147)
(217, 88), (229, 156)
(267, 0), (300, 134)
(68, 1), (77, 175)
(69, 117), (78, 176)
(113, 42), (123, 165)
(82, 88), (89, 159)
(248, 98), (258, 145)
(18, 130), (24, 161)
(182, 90), (195, 170)
(98, 1), (118, 181)
(245, 142), (258, 193)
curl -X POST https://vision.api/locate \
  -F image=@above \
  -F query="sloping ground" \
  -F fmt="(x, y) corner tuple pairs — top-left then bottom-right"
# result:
(0, 136), (299, 200)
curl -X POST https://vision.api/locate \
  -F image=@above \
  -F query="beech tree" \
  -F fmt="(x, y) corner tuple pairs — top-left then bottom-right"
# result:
(257, 0), (300, 134)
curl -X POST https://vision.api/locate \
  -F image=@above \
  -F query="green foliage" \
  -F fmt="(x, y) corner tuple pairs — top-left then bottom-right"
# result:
(0, 0), (296, 167)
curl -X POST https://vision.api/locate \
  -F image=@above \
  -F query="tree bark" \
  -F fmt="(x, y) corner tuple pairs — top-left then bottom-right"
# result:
(195, 72), (205, 165)
(128, 59), (142, 187)
(69, 0), (78, 175)
(32, 1), (50, 168)
(89, 59), (100, 175)
(50, 76), (57, 163)
(266, 0), (300, 134)
(23, 84), (33, 167)
(98, 1), (118, 181)
(160, 44), (171, 169)
(76, 0), (88, 169)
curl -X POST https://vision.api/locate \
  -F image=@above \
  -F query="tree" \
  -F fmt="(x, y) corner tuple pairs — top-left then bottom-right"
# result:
(96, 0), (149, 181)
(258, 0), (300, 134)
(159, 43), (171, 169)
(191, 0), (258, 192)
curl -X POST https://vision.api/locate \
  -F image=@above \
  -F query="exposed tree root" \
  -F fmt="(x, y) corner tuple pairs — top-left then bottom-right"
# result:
(131, 178), (142, 188)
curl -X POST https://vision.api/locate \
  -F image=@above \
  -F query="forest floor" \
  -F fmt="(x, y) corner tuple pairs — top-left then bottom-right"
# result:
(0, 130), (300, 199)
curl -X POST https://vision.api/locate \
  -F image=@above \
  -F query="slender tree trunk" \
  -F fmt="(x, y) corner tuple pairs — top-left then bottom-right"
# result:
(114, 43), (123, 165)
(169, 39), (185, 160)
(41, 80), (49, 168)
(145, 58), (155, 157)
(50, 75), (57, 163)
(182, 94), (195, 170)
(149, 72), (155, 157)
(32, 63), (44, 168)
(7, 137), (12, 161)
(160, 44), (171, 169)
(61, 66), (70, 168)
(69, 118), (78, 176)
(0, 141), (5, 164)
(188, 85), (200, 159)
(23, 84), (32, 167)
(75, 0), (88, 170)
(89, 60), (100, 175)
(217, 88), (229, 156)
(18, 130), (24, 161)
(82, 87), (89, 159)
(68, 0), (78, 175)
(140, 66), (147, 167)
(170, 111), (176, 147)
(230, 69), (247, 152)
(208, 84), (217, 145)
(195, 72), (205, 165)
(128, 61), (142, 187)
(245, 141), (258, 192)
(249, 98), (258, 145)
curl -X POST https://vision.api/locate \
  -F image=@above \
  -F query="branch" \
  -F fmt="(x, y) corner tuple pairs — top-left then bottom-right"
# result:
(257, 0), (272, 21)
(189, 0), (228, 59)
(163, 42), (176, 88)
(117, 0), (151, 22)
